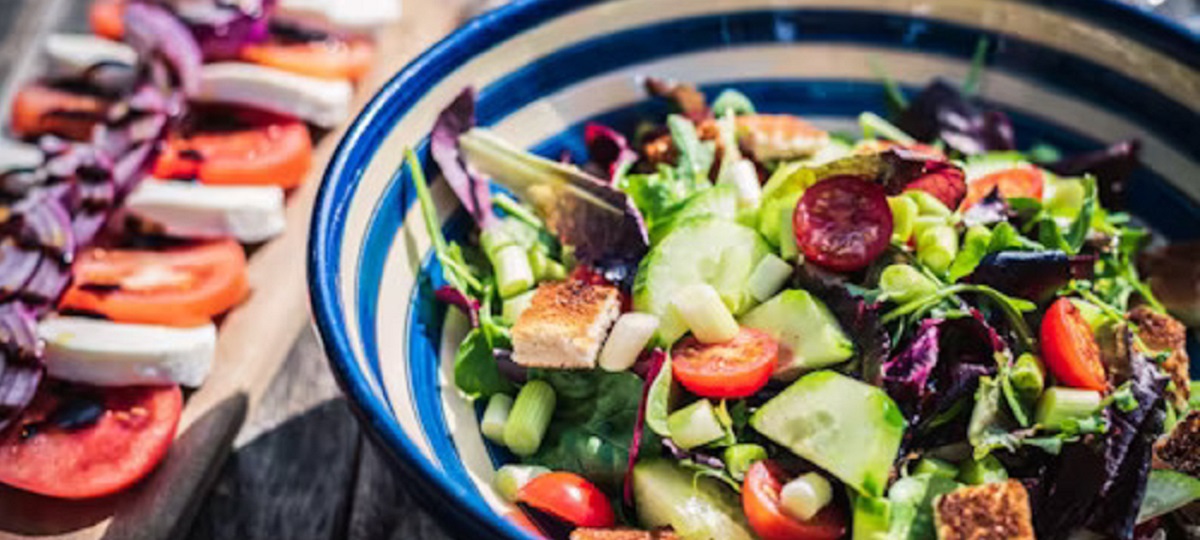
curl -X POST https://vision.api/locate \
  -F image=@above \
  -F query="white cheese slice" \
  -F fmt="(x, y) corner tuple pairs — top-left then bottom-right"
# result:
(40, 316), (217, 388)
(43, 33), (136, 78)
(125, 179), (286, 243)
(0, 140), (42, 171)
(278, 0), (401, 33)
(197, 63), (352, 127)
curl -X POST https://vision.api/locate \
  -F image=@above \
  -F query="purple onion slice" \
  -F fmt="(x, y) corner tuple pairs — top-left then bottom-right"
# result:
(0, 302), (42, 361)
(0, 239), (41, 301)
(123, 3), (203, 96)
(22, 258), (72, 308)
(71, 210), (110, 248)
(16, 195), (75, 262)
(0, 360), (42, 433)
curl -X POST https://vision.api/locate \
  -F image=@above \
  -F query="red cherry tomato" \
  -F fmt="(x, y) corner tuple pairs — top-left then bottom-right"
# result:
(793, 176), (894, 272)
(959, 167), (1044, 211)
(671, 328), (779, 399)
(904, 162), (967, 210)
(742, 461), (847, 540)
(515, 472), (616, 528)
(1041, 298), (1107, 391)
(153, 115), (312, 188)
(0, 384), (182, 499)
(89, 0), (126, 40)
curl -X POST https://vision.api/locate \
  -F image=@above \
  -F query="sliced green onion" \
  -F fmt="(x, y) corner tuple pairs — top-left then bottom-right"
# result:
(724, 444), (768, 481)
(1036, 387), (1102, 430)
(888, 196), (919, 244)
(912, 457), (959, 479)
(479, 226), (517, 256)
(493, 464), (550, 502)
(667, 399), (726, 449)
(917, 224), (959, 274)
(748, 254), (794, 303)
(958, 455), (1007, 485)
(481, 393), (514, 444)
(779, 472), (834, 521)
(503, 380), (556, 456)
(671, 283), (739, 344)
(501, 289), (536, 324)
(904, 190), (953, 217)
(598, 312), (660, 372)
(858, 112), (916, 145)
(727, 159), (762, 208)
(879, 264), (939, 304)
(492, 245), (535, 298)
(1011, 352), (1046, 400)
(492, 192), (545, 230)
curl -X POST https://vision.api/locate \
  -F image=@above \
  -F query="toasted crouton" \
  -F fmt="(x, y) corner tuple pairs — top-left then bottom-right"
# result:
(511, 281), (621, 369)
(1158, 411), (1200, 477)
(934, 480), (1035, 540)
(1129, 306), (1191, 410)
(569, 529), (679, 540)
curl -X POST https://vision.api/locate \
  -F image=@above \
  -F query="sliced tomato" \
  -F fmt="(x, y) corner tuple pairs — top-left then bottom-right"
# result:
(904, 163), (967, 210)
(516, 472), (616, 528)
(11, 84), (111, 141)
(743, 461), (846, 540)
(794, 175), (893, 273)
(240, 39), (375, 81)
(89, 0), (126, 40)
(959, 167), (1044, 211)
(59, 239), (249, 327)
(153, 117), (312, 188)
(1041, 297), (1107, 391)
(0, 384), (182, 499)
(671, 328), (778, 399)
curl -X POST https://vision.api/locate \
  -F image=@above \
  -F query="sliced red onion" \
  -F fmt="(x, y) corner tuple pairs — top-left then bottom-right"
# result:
(123, 3), (203, 96)
(78, 178), (116, 209)
(111, 140), (158, 197)
(0, 169), (44, 200)
(0, 302), (42, 361)
(0, 360), (42, 433)
(0, 240), (41, 301)
(72, 210), (110, 248)
(181, 2), (273, 61)
(21, 258), (72, 308)
(15, 195), (75, 262)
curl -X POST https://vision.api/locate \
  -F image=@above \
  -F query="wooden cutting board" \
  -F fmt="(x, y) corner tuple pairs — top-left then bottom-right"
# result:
(0, 1), (467, 538)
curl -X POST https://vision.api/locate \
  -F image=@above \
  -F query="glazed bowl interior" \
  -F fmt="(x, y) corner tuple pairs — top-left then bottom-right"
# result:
(308, 1), (1200, 538)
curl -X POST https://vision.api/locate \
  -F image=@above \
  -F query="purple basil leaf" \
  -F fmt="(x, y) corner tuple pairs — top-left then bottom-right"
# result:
(966, 251), (1096, 303)
(430, 88), (498, 229)
(1047, 140), (1140, 210)
(896, 79), (1015, 155)
(584, 123), (636, 183)
(434, 285), (480, 328)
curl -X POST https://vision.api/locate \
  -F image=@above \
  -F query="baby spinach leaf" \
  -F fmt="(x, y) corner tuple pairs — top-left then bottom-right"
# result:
(453, 323), (514, 400)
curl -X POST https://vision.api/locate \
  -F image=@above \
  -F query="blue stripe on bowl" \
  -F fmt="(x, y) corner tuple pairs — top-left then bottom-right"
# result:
(310, 1), (1200, 538)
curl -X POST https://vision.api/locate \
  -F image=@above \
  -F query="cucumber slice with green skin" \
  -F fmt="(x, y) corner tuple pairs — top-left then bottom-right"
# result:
(632, 459), (757, 540)
(740, 289), (855, 379)
(1138, 470), (1200, 523)
(650, 183), (740, 244)
(959, 151), (1030, 182)
(633, 217), (770, 344)
(750, 371), (906, 497)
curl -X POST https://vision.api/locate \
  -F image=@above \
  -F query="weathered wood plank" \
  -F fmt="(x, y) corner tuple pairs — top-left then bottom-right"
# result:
(347, 443), (454, 540)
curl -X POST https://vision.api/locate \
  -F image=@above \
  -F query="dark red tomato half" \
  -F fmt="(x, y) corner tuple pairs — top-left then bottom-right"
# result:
(794, 175), (894, 272)
(743, 461), (847, 540)
(0, 384), (182, 499)
(672, 328), (779, 399)
(516, 472), (616, 529)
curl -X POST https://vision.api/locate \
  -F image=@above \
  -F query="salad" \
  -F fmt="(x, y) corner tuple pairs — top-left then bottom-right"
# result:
(0, 0), (385, 501)
(416, 53), (1200, 540)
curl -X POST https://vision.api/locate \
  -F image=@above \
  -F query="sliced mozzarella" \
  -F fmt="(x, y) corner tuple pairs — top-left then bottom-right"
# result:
(197, 63), (352, 127)
(278, 0), (401, 33)
(125, 179), (286, 243)
(39, 316), (217, 387)
(43, 33), (136, 78)
(0, 139), (42, 170)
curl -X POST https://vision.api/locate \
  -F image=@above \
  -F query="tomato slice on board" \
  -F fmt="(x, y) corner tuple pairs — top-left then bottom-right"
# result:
(10, 85), (111, 142)
(0, 384), (182, 499)
(153, 117), (312, 188)
(240, 39), (376, 81)
(1041, 297), (1107, 391)
(89, 0), (126, 40)
(793, 175), (894, 273)
(743, 461), (847, 540)
(59, 239), (249, 327)
(959, 167), (1044, 211)
(671, 328), (779, 399)
(515, 472), (616, 529)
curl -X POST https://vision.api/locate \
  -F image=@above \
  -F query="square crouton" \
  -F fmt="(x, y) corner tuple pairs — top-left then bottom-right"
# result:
(1158, 411), (1200, 477)
(511, 281), (621, 369)
(569, 529), (678, 540)
(934, 480), (1035, 540)
(1129, 306), (1191, 410)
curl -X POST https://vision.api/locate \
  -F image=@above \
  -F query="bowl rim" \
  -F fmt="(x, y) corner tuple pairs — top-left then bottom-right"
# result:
(307, 0), (1198, 537)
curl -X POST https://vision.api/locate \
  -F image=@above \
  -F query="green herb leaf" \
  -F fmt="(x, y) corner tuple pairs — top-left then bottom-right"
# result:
(453, 323), (514, 400)
(1063, 176), (1097, 253)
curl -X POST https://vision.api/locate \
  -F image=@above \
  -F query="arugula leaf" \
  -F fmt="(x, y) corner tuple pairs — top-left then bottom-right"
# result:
(962, 37), (990, 96)
(525, 369), (648, 488)
(407, 148), (484, 294)
(667, 114), (715, 182)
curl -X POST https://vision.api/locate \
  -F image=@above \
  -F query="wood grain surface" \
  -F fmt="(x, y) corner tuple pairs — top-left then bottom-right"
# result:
(0, 1), (467, 538)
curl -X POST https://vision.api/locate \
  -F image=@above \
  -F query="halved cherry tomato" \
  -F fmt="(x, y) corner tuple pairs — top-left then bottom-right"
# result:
(743, 461), (846, 540)
(515, 472), (616, 528)
(89, 0), (126, 40)
(672, 328), (778, 399)
(153, 118), (312, 188)
(1041, 297), (1107, 391)
(794, 175), (894, 273)
(240, 39), (375, 81)
(505, 510), (546, 538)
(0, 384), (182, 499)
(10, 85), (111, 141)
(59, 239), (249, 327)
(959, 167), (1044, 211)
(904, 163), (967, 210)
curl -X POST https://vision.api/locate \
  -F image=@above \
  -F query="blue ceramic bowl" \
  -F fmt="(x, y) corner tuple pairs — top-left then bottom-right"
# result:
(309, 1), (1200, 537)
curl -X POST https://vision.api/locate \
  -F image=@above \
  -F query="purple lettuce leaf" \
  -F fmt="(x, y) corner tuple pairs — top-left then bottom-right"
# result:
(896, 79), (1015, 156)
(624, 349), (666, 507)
(430, 88), (498, 229)
(965, 250), (1096, 303)
(584, 123), (636, 183)
(793, 264), (891, 385)
(434, 285), (480, 328)
(1047, 140), (1140, 210)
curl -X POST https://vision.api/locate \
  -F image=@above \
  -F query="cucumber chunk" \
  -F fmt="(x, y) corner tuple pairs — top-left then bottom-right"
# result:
(750, 371), (906, 497)
(633, 217), (770, 344)
(740, 289), (854, 379)
(632, 459), (757, 540)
